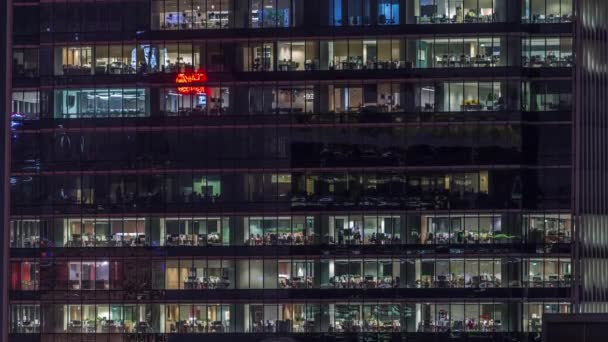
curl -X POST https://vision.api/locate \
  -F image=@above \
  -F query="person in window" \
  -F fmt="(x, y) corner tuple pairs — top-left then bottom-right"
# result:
(496, 96), (505, 110)
(55, 125), (71, 155)
(392, 276), (400, 288)
(467, 231), (475, 243)
(115, 187), (123, 205)
(138, 61), (148, 75)
(353, 227), (362, 243)
(457, 231), (464, 244)
(59, 188), (68, 201)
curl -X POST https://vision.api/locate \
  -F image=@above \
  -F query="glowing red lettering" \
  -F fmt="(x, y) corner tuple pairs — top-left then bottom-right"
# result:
(175, 72), (208, 95)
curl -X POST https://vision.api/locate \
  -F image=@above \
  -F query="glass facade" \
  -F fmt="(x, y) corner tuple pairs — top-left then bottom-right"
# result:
(10, 214), (573, 248)
(9, 301), (572, 334)
(9, 0), (572, 341)
(10, 255), (572, 291)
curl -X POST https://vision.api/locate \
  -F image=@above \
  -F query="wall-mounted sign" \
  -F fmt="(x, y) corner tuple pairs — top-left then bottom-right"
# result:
(176, 72), (208, 95)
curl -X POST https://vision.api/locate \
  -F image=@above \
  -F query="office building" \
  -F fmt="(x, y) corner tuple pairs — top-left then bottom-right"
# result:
(6, 0), (593, 341)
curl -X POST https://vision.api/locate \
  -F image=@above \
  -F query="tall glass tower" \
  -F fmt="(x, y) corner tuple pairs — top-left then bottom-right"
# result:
(7, 1), (578, 341)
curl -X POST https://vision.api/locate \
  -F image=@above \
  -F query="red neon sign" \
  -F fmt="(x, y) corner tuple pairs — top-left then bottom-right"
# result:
(175, 72), (208, 95)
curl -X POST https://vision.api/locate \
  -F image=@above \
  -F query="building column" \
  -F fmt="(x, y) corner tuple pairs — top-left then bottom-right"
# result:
(1, 1), (10, 339)
(231, 216), (245, 246)
(405, 0), (416, 24)
(233, 0), (249, 28)
(150, 87), (161, 117)
(507, 0), (522, 23)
